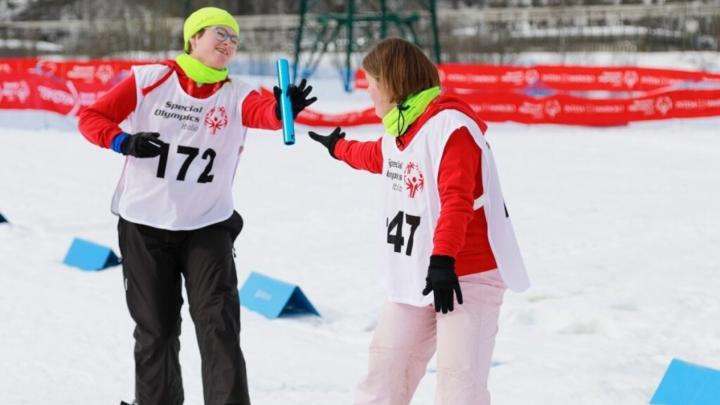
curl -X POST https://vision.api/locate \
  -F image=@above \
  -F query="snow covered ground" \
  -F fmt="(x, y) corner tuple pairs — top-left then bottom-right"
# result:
(1, 75), (720, 405)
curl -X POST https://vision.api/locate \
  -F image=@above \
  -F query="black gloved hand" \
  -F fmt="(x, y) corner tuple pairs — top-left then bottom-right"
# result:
(308, 127), (345, 158)
(422, 255), (463, 314)
(274, 78), (317, 120)
(121, 132), (165, 158)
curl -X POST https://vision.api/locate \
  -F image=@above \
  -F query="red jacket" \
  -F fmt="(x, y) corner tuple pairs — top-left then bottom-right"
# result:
(77, 60), (281, 148)
(333, 96), (497, 277)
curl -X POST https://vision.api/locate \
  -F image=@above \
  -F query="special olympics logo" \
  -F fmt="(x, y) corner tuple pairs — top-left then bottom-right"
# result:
(525, 69), (540, 85)
(404, 161), (424, 198)
(95, 65), (114, 84)
(204, 107), (228, 135)
(545, 99), (561, 117)
(623, 70), (639, 89)
(655, 96), (673, 115)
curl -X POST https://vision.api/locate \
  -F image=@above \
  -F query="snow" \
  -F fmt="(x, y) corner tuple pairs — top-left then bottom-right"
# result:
(0, 38), (63, 52)
(2, 74), (720, 405)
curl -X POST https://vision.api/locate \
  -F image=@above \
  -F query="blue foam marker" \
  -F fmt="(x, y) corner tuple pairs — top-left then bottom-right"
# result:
(62, 238), (121, 271)
(651, 358), (720, 404)
(0, 212), (7, 224)
(276, 58), (295, 145)
(239, 272), (320, 319)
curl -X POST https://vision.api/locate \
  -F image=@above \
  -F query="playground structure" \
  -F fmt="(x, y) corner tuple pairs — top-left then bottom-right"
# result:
(291, 0), (442, 91)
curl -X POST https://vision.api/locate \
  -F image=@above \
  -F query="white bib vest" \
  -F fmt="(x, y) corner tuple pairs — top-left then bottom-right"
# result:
(111, 64), (253, 230)
(380, 109), (530, 307)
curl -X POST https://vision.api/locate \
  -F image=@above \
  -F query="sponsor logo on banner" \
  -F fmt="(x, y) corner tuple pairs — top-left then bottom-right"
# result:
(501, 70), (525, 86)
(655, 96), (673, 115)
(95, 65), (114, 84)
(67, 65), (96, 82)
(0, 81), (31, 103)
(545, 99), (562, 117)
(204, 107), (228, 135)
(519, 101), (544, 118)
(404, 161), (425, 198)
(472, 74), (499, 84)
(623, 70), (639, 89)
(567, 73), (595, 84)
(37, 85), (74, 106)
(525, 69), (540, 85)
(598, 71), (622, 87)
(629, 99), (656, 115)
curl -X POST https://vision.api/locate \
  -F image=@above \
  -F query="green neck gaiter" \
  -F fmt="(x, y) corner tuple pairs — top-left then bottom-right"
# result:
(175, 54), (228, 84)
(382, 86), (441, 137)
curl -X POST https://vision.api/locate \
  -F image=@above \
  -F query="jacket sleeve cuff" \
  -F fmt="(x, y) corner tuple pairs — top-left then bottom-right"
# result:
(111, 132), (129, 154)
(429, 255), (455, 270)
(331, 138), (348, 160)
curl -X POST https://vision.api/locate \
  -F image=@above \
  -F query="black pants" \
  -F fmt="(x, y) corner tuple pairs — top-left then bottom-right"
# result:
(118, 212), (250, 405)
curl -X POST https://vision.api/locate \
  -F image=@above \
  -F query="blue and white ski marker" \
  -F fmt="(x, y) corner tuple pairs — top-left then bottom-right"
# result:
(276, 58), (295, 145)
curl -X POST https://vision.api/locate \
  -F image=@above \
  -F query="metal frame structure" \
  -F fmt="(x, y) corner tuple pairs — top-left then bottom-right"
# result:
(292, 0), (441, 91)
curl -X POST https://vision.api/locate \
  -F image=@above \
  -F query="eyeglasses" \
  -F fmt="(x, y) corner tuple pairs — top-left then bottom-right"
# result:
(210, 26), (239, 47)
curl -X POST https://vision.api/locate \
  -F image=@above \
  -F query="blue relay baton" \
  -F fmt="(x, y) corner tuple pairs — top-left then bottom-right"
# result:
(276, 58), (295, 145)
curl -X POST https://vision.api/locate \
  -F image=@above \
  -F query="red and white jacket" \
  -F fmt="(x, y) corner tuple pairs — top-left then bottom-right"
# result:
(77, 60), (281, 147)
(333, 95), (498, 277)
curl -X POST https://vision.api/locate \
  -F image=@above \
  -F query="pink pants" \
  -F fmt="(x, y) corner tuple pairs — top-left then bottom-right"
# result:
(354, 270), (506, 405)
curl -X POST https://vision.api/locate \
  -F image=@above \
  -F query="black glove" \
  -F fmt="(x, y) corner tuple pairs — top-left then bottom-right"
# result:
(308, 127), (345, 158)
(274, 78), (317, 120)
(422, 255), (463, 314)
(121, 132), (165, 158)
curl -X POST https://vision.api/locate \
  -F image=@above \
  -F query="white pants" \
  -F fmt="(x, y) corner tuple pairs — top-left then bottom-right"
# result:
(354, 270), (506, 405)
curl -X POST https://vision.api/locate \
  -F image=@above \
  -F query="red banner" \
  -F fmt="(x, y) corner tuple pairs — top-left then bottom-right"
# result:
(355, 64), (720, 92)
(0, 58), (155, 116)
(0, 58), (149, 85)
(3, 58), (720, 127)
(291, 89), (720, 127)
(296, 107), (379, 127)
(0, 58), (39, 75)
(453, 89), (720, 126)
(1, 72), (121, 116)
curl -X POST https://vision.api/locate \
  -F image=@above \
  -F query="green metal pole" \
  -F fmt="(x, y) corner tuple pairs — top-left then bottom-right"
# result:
(292, 0), (308, 83)
(428, 0), (441, 64)
(345, 0), (355, 92)
(380, 0), (387, 38)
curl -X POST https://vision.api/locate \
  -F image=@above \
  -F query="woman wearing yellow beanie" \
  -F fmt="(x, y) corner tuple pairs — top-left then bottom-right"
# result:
(78, 7), (316, 405)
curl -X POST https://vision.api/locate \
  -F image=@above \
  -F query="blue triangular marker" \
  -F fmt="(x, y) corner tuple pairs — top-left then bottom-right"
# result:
(62, 238), (121, 271)
(239, 272), (320, 319)
(281, 288), (320, 317)
(0, 213), (7, 224)
(651, 358), (720, 404)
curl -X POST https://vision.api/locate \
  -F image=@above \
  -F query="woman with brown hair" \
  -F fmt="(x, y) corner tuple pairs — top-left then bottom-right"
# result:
(309, 38), (529, 405)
